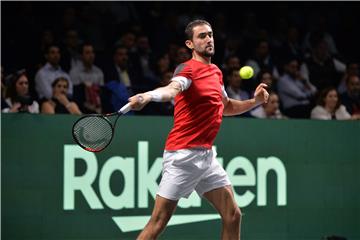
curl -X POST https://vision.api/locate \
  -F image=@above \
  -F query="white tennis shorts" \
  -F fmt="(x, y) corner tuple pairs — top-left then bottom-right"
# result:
(157, 147), (231, 201)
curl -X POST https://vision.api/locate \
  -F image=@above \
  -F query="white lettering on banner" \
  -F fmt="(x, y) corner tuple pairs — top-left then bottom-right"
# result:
(63, 142), (287, 211)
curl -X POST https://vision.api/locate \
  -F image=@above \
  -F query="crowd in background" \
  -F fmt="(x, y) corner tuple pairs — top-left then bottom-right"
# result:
(2, 2), (360, 120)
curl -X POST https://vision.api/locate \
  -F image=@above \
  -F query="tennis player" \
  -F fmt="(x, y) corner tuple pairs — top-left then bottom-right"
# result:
(128, 19), (269, 240)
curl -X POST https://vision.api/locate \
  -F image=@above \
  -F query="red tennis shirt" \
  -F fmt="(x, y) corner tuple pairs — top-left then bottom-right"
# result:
(165, 59), (225, 150)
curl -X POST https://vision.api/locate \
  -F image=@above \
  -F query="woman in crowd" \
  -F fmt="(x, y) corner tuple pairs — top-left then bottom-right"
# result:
(41, 77), (81, 115)
(2, 69), (39, 113)
(311, 87), (360, 120)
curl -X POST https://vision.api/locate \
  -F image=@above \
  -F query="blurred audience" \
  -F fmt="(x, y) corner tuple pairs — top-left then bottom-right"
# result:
(2, 3), (358, 119)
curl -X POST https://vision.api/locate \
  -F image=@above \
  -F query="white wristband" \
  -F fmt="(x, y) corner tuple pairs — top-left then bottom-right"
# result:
(147, 91), (163, 102)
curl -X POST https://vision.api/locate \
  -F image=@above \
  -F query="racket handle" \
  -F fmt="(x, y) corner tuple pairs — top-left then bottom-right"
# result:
(119, 102), (132, 114)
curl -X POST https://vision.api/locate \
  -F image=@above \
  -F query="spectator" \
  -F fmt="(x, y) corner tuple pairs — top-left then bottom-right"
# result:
(174, 46), (191, 67)
(311, 87), (359, 120)
(101, 44), (141, 113)
(37, 30), (55, 66)
(302, 15), (339, 57)
(2, 69), (39, 113)
(60, 29), (82, 72)
(41, 77), (81, 115)
(300, 37), (346, 91)
(35, 45), (72, 100)
(338, 62), (359, 95)
(278, 57), (317, 118)
(225, 68), (250, 101)
(152, 70), (175, 116)
(115, 31), (137, 53)
(279, 26), (304, 64)
(250, 92), (286, 119)
(340, 74), (360, 116)
(245, 39), (280, 80)
(257, 69), (276, 93)
(245, 39), (280, 92)
(70, 43), (104, 113)
(222, 55), (241, 77)
(151, 52), (171, 82)
(104, 44), (143, 91)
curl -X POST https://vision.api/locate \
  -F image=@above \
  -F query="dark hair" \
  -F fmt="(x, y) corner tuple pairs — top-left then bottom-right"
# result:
(45, 44), (60, 55)
(257, 68), (273, 82)
(80, 42), (94, 55)
(317, 87), (340, 109)
(51, 77), (69, 88)
(345, 73), (360, 86)
(5, 69), (27, 102)
(185, 19), (212, 40)
(113, 44), (127, 55)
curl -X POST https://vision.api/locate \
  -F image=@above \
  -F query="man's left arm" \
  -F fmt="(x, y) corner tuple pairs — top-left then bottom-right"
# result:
(223, 83), (269, 116)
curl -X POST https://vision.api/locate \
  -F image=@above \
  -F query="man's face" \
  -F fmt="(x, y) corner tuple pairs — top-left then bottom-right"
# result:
(46, 47), (61, 65)
(82, 45), (95, 65)
(228, 70), (242, 88)
(347, 75), (360, 95)
(188, 24), (215, 57)
(285, 60), (299, 78)
(114, 48), (128, 69)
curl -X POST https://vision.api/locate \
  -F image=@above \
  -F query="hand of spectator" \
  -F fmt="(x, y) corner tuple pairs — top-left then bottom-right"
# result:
(9, 102), (21, 113)
(351, 114), (360, 120)
(54, 93), (70, 107)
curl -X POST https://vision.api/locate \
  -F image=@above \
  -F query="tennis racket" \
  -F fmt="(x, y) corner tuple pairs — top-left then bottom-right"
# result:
(72, 102), (132, 152)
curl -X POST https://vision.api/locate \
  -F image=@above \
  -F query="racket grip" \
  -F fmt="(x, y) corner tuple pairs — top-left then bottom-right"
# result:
(119, 103), (132, 114)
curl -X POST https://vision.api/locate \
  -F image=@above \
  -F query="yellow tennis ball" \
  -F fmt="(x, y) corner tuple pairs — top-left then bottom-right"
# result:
(239, 66), (254, 79)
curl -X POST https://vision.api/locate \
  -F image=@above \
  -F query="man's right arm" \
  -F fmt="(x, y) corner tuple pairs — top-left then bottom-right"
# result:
(128, 81), (182, 111)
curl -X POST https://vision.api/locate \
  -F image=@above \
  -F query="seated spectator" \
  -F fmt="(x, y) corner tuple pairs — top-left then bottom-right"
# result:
(35, 45), (72, 100)
(311, 87), (359, 120)
(41, 77), (81, 115)
(225, 68), (250, 101)
(174, 46), (191, 67)
(104, 44), (142, 91)
(70, 43), (104, 113)
(279, 26), (304, 63)
(300, 37), (346, 91)
(60, 29), (82, 72)
(225, 68), (251, 117)
(221, 55), (241, 77)
(257, 69), (277, 93)
(340, 74), (360, 116)
(278, 57), (317, 118)
(250, 92), (286, 119)
(244, 40), (280, 93)
(338, 62), (359, 95)
(245, 39), (280, 81)
(2, 69), (39, 113)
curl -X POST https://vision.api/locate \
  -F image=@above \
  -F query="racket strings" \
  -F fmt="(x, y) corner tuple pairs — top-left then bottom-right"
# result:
(73, 116), (113, 151)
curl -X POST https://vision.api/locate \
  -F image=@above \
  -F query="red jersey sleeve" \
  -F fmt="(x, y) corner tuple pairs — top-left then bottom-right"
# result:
(173, 63), (193, 79)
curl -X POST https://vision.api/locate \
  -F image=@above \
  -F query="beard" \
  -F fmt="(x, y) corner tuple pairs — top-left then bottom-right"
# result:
(200, 46), (215, 58)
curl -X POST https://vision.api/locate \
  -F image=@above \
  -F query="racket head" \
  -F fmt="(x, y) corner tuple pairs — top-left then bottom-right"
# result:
(72, 114), (115, 152)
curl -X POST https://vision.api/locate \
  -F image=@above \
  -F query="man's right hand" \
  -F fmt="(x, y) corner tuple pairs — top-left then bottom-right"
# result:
(128, 93), (152, 111)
